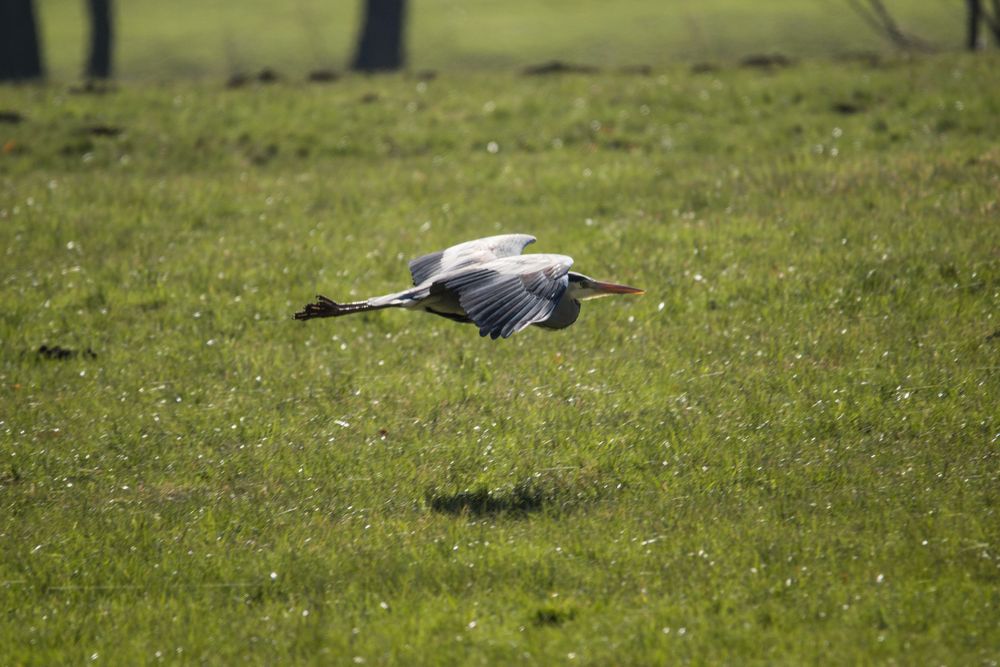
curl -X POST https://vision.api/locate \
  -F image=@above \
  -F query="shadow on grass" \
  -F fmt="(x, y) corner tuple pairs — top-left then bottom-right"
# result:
(533, 604), (576, 626)
(427, 484), (545, 518)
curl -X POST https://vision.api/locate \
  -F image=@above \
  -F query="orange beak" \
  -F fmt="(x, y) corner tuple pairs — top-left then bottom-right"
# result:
(592, 280), (645, 295)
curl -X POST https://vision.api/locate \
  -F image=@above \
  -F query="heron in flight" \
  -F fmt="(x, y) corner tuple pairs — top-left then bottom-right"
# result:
(294, 234), (643, 339)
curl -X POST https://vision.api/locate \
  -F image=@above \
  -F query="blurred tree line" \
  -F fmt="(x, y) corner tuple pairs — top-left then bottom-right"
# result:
(965, 0), (1000, 47)
(845, 0), (999, 50)
(1, 0), (111, 80)
(1, 0), (998, 82)
(0, 0), (407, 82)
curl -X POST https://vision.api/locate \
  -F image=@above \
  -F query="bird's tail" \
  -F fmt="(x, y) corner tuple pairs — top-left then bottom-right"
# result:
(293, 295), (392, 321)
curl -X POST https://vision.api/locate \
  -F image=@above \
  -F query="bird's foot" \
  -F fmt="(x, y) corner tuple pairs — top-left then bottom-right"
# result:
(294, 294), (341, 320)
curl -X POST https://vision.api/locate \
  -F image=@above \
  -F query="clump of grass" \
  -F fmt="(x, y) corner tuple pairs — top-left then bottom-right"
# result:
(533, 604), (577, 626)
(426, 483), (546, 517)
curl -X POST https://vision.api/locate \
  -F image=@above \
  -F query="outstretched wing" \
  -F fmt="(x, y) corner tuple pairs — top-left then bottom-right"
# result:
(408, 234), (536, 286)
(439, 253), (573, 339)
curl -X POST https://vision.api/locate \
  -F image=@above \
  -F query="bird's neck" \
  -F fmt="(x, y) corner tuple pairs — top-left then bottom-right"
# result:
(538, 294), (580, 330)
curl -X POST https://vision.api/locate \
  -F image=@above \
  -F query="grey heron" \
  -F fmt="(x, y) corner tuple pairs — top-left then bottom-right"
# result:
(294, 234), (643, 339)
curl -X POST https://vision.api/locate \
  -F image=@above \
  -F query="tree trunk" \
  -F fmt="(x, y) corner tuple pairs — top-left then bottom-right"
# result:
(967, 0), (982, 50)
(86, 0), (113, 79)
(351, 0), (407, 72)
(990, 0), (1000, 44)
(0, 0), (44, 81)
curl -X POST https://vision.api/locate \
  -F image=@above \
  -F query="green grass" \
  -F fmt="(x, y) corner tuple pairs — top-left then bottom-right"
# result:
(35, 0), (965, 80)
(2, 53), (1000, 664)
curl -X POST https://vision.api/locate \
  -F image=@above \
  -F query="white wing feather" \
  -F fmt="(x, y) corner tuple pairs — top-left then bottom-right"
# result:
(408, 233), (536, 286)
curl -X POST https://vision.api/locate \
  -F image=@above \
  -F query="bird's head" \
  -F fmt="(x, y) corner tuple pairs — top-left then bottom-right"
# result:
(567, 272), (645, 301)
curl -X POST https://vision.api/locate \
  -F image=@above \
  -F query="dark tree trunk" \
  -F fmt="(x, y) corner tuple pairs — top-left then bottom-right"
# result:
(967, 0), (982, 50)
(86, 0), (113, 79)
(990, 0), (1000, 44)
(0, 0), (44, 81)
(351, 0), (407, 72)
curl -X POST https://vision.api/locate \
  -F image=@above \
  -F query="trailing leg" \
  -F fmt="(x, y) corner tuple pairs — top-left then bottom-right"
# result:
(294, 295), (392, 320)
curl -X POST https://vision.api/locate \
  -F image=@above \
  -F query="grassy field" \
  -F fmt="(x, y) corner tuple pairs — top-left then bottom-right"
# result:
(2, 53), (1000, 664)
(35, 0), (965, 80)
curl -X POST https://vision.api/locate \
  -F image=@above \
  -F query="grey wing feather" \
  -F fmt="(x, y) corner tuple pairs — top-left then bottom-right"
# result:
(441, 254), (573, 339)
(408, 233), (536, 286)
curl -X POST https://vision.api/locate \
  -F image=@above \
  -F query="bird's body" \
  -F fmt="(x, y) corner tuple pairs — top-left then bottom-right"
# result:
(294, 234), (643, 339)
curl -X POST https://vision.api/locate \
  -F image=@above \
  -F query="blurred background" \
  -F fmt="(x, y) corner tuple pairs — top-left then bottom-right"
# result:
(3, 0), (990, 82)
